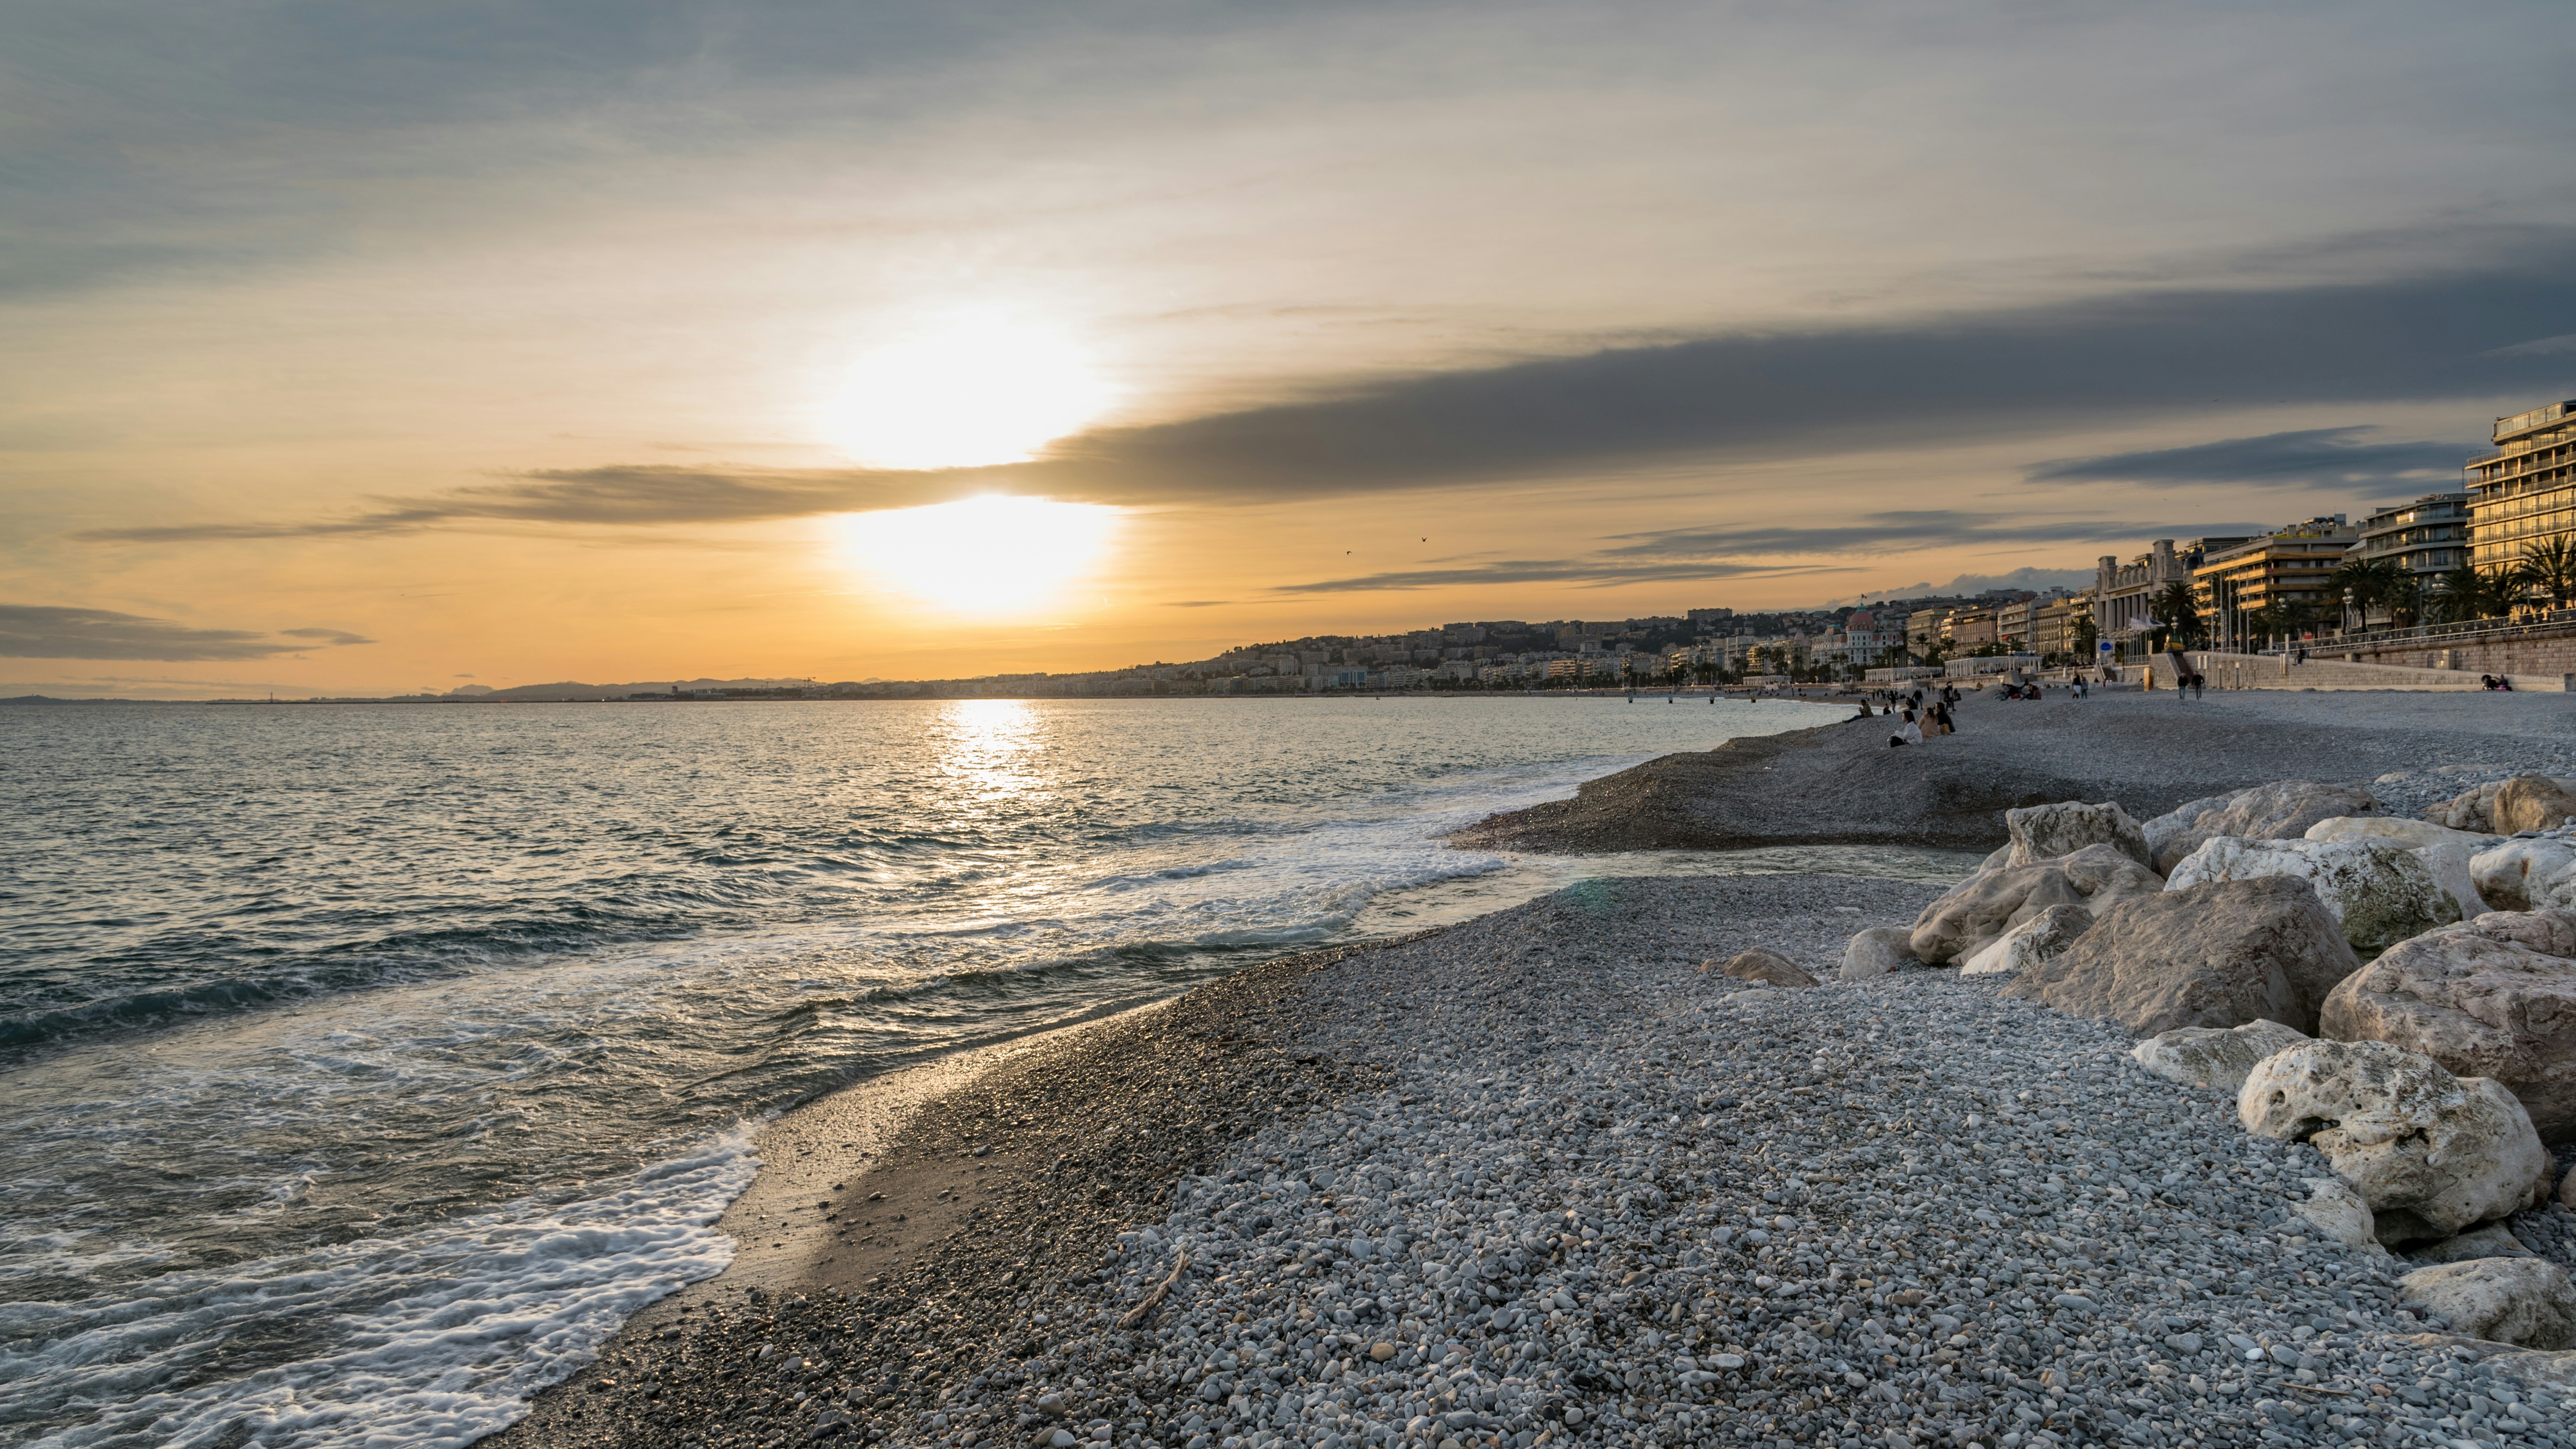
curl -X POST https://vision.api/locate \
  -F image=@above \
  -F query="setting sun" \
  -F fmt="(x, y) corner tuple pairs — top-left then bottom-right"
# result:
(829, 495), (1120, 614)
(821, 311), (1113, 471)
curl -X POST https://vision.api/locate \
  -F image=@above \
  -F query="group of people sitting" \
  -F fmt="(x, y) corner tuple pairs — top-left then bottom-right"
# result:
(2480, 674), (2518, 691)
(1854, 684), (1960, 746)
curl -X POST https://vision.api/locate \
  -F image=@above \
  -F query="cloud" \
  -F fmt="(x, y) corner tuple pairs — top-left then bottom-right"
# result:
(1271, 559), (1848, 595)
(76, 467), (980, 543)
(1165, 600), (1231, 608)
(1596, 511), (2173, 562)
(279, 627), (376, 645)
(2485, 333), (2576, 359)
(2024, 426), (2469, 489)
(71, 235), (2576, 544)
(1270, 511), (2205, 596)
(0, 605), (375, 660)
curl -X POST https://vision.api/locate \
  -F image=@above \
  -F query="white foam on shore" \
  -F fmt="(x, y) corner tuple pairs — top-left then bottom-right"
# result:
(3, 1129), (756, 1449)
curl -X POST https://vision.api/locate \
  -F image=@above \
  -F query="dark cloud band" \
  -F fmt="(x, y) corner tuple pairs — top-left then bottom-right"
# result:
(74, 233), (2576, 545)
(0, 605), (374, 660)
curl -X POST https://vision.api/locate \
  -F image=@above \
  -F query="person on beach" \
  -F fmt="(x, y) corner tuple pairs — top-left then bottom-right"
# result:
(2190, 670), (2205, 701)
(1890, 708), (1921, 746)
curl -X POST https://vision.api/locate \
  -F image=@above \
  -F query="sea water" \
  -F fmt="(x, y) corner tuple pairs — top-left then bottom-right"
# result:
(0, 695), (1966, 1446)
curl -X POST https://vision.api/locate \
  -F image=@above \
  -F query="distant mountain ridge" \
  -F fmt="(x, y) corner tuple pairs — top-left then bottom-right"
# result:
(429, 677), (817, 702)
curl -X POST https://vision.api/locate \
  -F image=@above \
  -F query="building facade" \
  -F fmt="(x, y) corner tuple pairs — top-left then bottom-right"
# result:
(2093, 540), (2250, 660)
(2190, 517), (2361, 649)
(2468, 398), (2576, 573)
(2355, 493), (2470, 580)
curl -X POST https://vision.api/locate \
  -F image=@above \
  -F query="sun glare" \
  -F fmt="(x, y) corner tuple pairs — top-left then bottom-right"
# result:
(832, 496), (1119, 614)
(822, 311), (1112, 471)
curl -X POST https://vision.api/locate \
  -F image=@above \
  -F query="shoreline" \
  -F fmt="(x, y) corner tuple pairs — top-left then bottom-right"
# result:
(478, 689), (2576, 1449)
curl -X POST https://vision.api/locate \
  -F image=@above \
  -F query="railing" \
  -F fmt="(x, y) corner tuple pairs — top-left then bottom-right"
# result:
(2231, 606), (2576, 657)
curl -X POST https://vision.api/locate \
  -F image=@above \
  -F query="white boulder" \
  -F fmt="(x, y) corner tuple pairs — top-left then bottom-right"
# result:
(2144, 781), (2382, 874)
(2319, 907), (2576, 1142)
(2238, 1039), (2555, 1244)
(2307, 816), (2495, 919)
(2397, 1258), (2576, 1349)
(1959, 903), (2092, 978)
(1907, 844), (2161, 965)
(2129, 1018), (2310, 1092)
(2166, 836), (2460, 958)
(2471, 834), (2576, 913)
(2306, 816), (2495, 851)
(2004, 802), (2153, 870)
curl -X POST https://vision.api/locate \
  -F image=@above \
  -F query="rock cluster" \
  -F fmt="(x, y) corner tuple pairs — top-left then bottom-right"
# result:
(2143, 781), (2381, 874)
(1906, 845), (2160, 966)
(2321, 908), (2576, 1142)
(2163, 836), (2461, 958)
(2003, 877), (2359, 1036)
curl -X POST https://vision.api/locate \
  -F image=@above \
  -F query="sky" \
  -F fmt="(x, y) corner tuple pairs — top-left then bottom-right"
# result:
(6, 0), (2576, 696)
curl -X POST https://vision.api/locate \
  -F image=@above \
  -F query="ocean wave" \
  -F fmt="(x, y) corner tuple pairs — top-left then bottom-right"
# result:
(0, 1129), (757, 1449)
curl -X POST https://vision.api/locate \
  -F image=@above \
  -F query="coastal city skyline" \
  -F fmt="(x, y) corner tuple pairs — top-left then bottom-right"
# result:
(12, 4), (2576, 696)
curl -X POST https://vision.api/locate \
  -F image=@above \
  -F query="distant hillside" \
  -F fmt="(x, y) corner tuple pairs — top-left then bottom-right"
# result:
(468, 677), (817, 702)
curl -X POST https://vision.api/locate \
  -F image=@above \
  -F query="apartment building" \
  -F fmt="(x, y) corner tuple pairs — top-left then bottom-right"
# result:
(2356, 493), (2469, 579)
(2467, 398), (2576, 572)
(2190, 517), (2361, 647)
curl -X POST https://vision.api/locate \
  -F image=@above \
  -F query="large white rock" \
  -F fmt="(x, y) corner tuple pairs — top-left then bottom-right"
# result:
(2238, 1039), (2555, 1244)
(2004, 802), (2153, 870)
(2414, 842), (2491, 921)
(2006, 877), (2358, 1035)
(2129, 1018), (2310, 1092)
(2397, 1258), (2576, 1349)
(2471, 834), (2576, 913)
(2141, 794), (2238, 871)
(2145, 781), (2382, 874)
(2292, 1177), (2381, 1252)
(2167, 836), (2461, 958)
(1907, 844), (2162, 965)
(2307, 817), (2496, 851)
(2306, 816), (2495, 918)
(1959, 903), (2092, 978)
(2319, 907), (2576, 1142)
(1840, 926), (1914, 980)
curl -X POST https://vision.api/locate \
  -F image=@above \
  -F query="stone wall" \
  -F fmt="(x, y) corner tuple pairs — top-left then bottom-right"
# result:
(2346, 632), (2576, 679)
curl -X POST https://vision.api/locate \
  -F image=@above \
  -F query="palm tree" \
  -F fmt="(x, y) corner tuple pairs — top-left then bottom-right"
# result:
(2521, 537), (2576, 611)
(2327, 557), (2402, 626)
(2435, 563), (2495, 623)
(2151, 580), (2205, 650)
(2382, 573), (2427, 629)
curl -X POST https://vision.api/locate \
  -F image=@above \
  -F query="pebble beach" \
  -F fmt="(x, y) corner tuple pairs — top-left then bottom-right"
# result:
(490, 689), (2576, 1449)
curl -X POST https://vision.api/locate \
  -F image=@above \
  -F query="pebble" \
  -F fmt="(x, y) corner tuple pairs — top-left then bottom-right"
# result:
(875, 874), (2576, 1449)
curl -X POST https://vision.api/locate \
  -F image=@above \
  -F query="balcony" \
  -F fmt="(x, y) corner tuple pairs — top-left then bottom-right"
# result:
(2495, 400), (2576, 444)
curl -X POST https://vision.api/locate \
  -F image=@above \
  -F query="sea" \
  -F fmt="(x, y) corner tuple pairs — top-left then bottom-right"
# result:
(0, 695), (1973, 1448)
